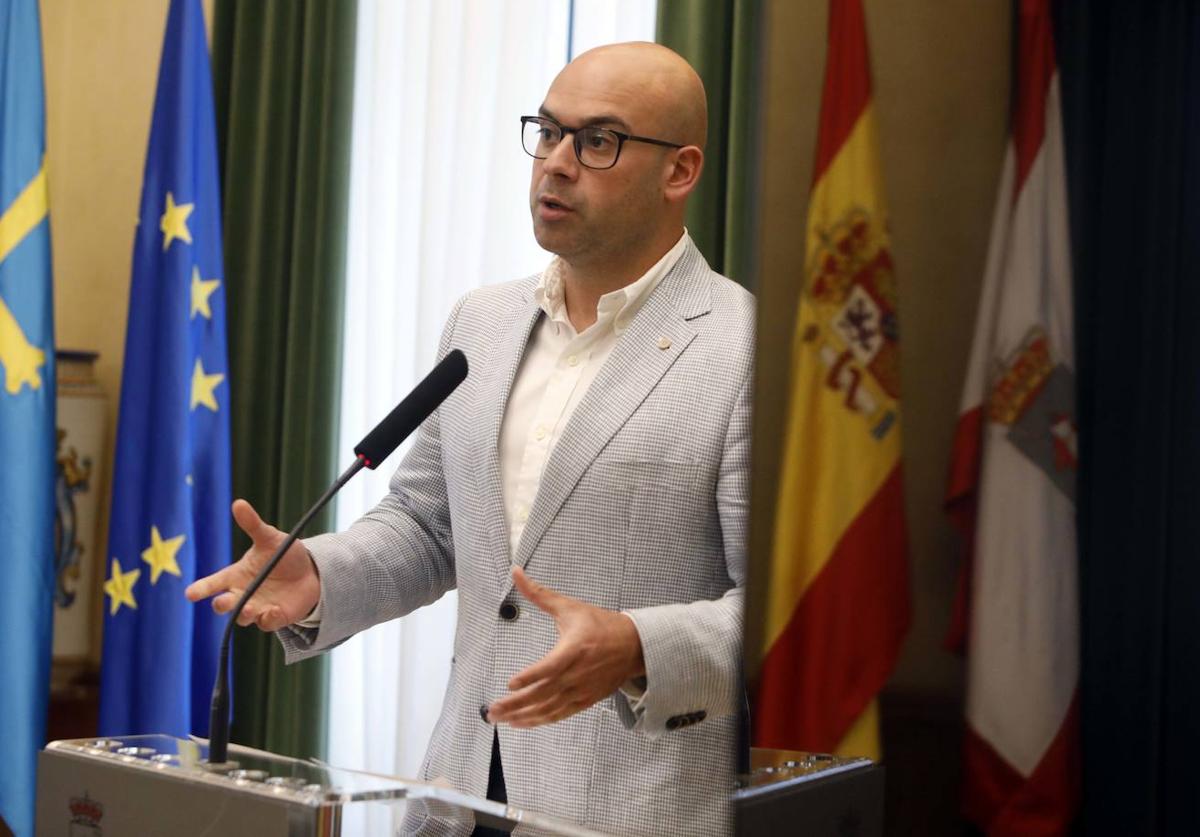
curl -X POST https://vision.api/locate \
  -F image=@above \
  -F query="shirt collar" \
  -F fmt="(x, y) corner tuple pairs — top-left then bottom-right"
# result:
(535, 230), (691, 337)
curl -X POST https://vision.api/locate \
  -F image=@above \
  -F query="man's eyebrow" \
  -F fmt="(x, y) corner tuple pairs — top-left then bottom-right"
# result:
(537, 106), (631, 132)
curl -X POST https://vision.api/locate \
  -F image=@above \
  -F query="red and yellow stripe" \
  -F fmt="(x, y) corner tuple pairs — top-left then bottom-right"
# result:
(754, 0), (910, 759)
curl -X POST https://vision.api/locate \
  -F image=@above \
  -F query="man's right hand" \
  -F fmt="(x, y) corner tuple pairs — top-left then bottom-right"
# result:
(185, 499), (322, 632)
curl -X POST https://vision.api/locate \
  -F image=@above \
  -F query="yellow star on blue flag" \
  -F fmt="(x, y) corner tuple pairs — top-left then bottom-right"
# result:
(160, 192), (194, 251)
(141, 526), (186, 584)
(190, 265), (220, 319)
(104, 559), (141, 615)
(190, 357), (224, 411)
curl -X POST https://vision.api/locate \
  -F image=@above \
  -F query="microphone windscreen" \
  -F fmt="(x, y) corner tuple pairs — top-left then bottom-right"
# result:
(354, 349), (468, 468)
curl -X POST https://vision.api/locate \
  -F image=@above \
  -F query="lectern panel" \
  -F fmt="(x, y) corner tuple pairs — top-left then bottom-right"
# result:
(36, 735), (612, 836)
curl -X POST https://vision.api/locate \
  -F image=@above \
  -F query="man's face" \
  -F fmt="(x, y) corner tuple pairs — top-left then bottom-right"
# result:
(529, 59), (673, 267)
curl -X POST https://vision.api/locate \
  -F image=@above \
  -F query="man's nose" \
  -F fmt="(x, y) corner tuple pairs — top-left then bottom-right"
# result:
(541, 133), (579, 178)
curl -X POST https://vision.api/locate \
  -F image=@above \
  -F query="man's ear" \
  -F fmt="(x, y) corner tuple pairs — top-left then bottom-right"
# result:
(663, 146), (704, 203)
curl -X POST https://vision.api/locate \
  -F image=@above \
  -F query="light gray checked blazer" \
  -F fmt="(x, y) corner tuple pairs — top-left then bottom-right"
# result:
(279, 240), (753, 837)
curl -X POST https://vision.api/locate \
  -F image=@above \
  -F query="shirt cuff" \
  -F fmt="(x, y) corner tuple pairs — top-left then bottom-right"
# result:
(618, 611), (649, 712)
(294, 593), (324, 628)
(290, 544), (324, 628)
(619, 675), (649, 713)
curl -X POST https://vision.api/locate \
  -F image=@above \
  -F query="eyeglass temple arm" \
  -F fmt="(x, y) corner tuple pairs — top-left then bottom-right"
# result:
(622, 134), (685, 150)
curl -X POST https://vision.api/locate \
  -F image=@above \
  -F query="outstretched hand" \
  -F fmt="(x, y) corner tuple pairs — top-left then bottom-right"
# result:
(486, 566), (645, 728)
(184, 499), (322, 632)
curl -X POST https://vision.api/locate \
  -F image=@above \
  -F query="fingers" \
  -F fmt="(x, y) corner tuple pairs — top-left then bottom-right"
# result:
(186, 499), (276, 604)
(185, 565), (243, 602)
(210, 591), (240, 614)
(210, 589), (254, 623)
(500, 695), (586, 728)
(236, 602), (259, 627)
(232, 498), (276, 547)
(509, 644), (573, 691)
(255, 605), (291, 632)
(490, 644), (584, 725)
(507, 700), (588, 728)
(487, 679), (550, 721)
(511, 566), (568, 618)
(230, 595), (282, 630)
(206, 588), (290, 632)
(489, 680), (592, 728)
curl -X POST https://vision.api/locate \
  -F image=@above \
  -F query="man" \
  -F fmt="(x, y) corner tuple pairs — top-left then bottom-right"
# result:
(187, 42), (753, 836)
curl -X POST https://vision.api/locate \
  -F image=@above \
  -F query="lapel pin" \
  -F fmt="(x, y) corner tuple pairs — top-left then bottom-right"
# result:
(657, 336), (672, 350)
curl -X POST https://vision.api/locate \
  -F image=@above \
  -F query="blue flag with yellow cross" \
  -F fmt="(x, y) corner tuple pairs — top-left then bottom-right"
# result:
(99, 0), (232, 740)
(0, 2), (57, 833)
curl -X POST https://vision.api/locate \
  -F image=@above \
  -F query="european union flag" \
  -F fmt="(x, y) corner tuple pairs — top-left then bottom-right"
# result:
(0, 3), (57, 832)
(99, 0), (231, 741)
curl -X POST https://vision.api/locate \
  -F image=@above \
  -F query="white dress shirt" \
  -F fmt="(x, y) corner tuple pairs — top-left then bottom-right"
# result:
(499, 230), (689, 556)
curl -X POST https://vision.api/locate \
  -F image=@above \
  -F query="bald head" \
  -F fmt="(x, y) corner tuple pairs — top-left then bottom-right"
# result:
(529, 42), (708, 287)
(551, 42), (707, 150)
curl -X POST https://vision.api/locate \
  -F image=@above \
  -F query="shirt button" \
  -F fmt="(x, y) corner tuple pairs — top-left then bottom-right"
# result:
(499, 602), (519, 621)
(517, 507), (529, 522)
(567, 355), (579, 367)
(535, 426), (548, 441)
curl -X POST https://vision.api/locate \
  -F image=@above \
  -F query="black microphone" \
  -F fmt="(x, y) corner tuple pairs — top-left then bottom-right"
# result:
(206, 349), (468, 764)
(354, 349), (468, 467)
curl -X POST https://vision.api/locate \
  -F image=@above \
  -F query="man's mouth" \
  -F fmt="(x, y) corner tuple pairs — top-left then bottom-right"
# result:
(539, 195), (572, 212)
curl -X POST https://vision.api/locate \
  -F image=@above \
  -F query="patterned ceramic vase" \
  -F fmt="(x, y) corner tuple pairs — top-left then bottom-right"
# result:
(53, 349), (107, 664)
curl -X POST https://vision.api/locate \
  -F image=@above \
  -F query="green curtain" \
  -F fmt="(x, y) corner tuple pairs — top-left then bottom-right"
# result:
(210, 0), (358, 760)
(657, 0), (763, 287)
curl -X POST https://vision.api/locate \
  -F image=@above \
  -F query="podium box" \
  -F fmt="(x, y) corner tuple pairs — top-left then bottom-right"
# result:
(734, 748), (883, 836)
(36, 734), (611, 836)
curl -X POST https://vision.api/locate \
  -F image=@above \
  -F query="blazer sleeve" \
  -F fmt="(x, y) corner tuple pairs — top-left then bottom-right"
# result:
(614, 362), (749, 737)
(276, 296), (468, 663)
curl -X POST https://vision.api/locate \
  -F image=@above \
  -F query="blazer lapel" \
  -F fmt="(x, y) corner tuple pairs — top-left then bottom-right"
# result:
(512, 245), (714, 571)
(474, 285), (542, 578)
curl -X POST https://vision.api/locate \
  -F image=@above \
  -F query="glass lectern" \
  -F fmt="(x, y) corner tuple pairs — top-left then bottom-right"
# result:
(36, 734), (613, 836)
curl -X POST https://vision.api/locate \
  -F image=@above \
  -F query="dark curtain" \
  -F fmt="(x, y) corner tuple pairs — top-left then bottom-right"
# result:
(656, 0), (763, 287)
(210, 0), (358, 760)
(1056, 1), (1200, 833)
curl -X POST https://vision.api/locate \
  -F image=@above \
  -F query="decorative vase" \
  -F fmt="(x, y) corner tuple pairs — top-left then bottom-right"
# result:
(53, 349), (107, 665)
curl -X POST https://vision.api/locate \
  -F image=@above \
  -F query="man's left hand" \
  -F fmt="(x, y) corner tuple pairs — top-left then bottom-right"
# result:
(486, 566), (646, 728)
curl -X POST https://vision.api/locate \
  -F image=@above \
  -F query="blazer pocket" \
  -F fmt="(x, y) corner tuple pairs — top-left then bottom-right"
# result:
(610, 459), (707, 520)
(615, 461), (716, 606)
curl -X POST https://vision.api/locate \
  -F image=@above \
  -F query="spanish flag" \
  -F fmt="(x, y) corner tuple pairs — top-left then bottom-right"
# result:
(753, 0), (910, 759)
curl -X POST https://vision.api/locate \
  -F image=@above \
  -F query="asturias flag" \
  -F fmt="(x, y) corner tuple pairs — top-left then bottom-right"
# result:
(0, 3), (57, 832)
(945, 1), (1080, 832)
(754, 0), (910, 760)
(99, 0), (232, 739)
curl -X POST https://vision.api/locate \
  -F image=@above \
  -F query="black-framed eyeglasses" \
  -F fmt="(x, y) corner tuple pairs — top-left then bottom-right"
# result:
(520, 115), (684, 170)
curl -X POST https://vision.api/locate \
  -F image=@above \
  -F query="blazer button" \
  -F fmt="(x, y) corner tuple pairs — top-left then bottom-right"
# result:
(666, 716), (682, 731)
(499, 602), (519, 621)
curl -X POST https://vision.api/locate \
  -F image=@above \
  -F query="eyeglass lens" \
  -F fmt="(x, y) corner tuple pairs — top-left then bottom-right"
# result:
(522, 119), (621, 169)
